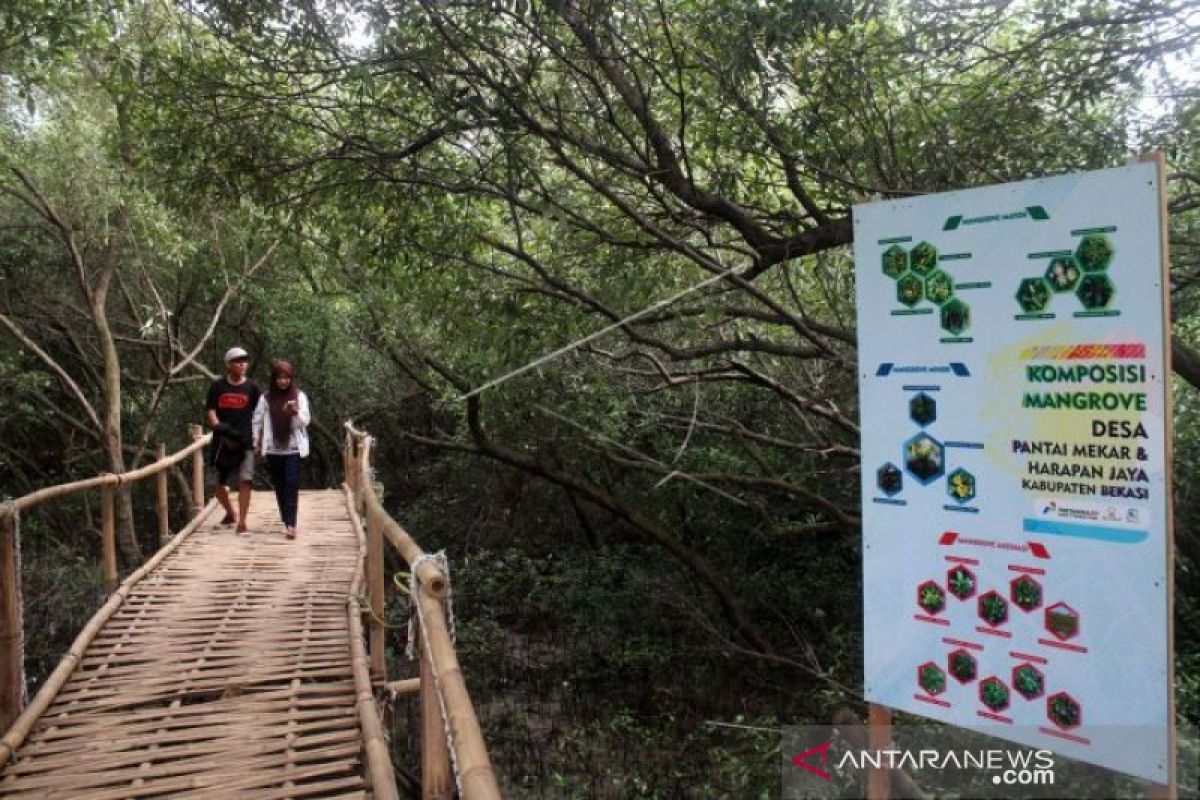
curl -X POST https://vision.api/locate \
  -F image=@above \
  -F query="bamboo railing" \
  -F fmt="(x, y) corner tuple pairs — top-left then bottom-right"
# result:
(343, 421), (502, 800)
(0, 425), (213, 742)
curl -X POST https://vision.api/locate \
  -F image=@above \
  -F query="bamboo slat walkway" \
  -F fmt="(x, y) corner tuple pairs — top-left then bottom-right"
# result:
(0, 489), (375, 799)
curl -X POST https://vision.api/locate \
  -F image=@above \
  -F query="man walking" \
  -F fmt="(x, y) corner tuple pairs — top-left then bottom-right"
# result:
(205, 347), (261, 535)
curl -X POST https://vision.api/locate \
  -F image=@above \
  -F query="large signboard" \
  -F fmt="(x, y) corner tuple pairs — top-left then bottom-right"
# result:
(854, 162), (1172, 783)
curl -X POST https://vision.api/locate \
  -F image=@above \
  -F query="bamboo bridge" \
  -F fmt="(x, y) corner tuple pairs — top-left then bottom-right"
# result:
(0, 425), (500, 798)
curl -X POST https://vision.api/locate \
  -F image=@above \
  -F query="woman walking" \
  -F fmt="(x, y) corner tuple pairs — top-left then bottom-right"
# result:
(253, 361), (311, 539)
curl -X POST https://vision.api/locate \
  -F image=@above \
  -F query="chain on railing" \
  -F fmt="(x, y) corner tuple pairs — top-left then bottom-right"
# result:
(343, 421), (502, 800)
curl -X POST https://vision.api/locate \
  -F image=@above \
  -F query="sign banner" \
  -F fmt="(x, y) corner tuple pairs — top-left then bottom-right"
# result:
(854, 163), (1171, 783)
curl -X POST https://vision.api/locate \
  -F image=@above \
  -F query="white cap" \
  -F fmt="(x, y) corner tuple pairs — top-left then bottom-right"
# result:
(223, 346), (249, 364)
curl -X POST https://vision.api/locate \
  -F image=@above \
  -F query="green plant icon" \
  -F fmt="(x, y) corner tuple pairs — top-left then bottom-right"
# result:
(947, 566), (976, 600)
(918, 580), (946, 615)
(1045, 256), (1081, 292)
(919, 662), (946, 695)
(897, 273), (924, 306)
(980, 677), (1010, 712)
(947, 468), (976, 503)
(910, 242), (938, 275)
(925, 270), (954, 305)
(1048, 692), (1081, 729)
(1016, 278), (1051, 312)
(978, 591), (1008, 626)
(1076, 273), (1115, 309)
(1011, 576), (1042, 612)
(940, 298), (970, 335)
(949, 650), (977, 683)
(882, 245), (908, 279)
(1013, 664), (1044, 700)
(909, 393), (936, 427)
(1076, 234), (1113, 272)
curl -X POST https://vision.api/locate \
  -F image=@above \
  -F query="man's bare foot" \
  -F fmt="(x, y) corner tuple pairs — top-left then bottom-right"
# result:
(236, 525), (250, 537)
(220, 512), (236, 526)
(285, 527), (296, 540)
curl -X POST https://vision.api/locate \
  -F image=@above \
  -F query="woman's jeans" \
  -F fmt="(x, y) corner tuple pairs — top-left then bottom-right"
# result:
(266, 453), (302, 527)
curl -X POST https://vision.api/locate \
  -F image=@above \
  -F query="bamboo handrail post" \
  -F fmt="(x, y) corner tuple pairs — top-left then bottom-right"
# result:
(189, 424), (204, 515)
(0, 509), (22, 734)
(421, 621), (452, 800)
(367, 509), (386, 680)
(155, 443), (169, 546)
(418, 589), (501, 800)
(100, 484), (117, 593)
(358, 436), (373, 517)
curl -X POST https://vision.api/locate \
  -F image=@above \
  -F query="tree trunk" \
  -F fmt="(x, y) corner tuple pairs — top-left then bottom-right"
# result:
(92, 209), (141, 565)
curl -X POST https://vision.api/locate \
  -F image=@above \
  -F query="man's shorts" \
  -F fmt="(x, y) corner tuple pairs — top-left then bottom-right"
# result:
(206, 450), (255, 487)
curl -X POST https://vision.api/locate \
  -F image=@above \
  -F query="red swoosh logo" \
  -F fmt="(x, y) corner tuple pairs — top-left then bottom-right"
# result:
(791, 740), (832, 780)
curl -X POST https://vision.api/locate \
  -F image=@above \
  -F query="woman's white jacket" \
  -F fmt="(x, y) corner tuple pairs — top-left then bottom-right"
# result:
(252, 391), (311, 457)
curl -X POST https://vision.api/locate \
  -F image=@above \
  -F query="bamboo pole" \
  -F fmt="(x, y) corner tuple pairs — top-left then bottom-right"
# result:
(0, 499), (218, 765)
(1142, 150), (1178, 800)
(155, 443), (169, 547)
(367, 509), (386, 680)
(342, 485), (400, 800)
(421, 624), (452, 800)
(417, 588), (501, 800)
(0, 434), (210, 521)
(100, 484), (117, 593)
(357, 436), (372, 517)
(385, 678), (421, 695)
(0, 509), (22, 734)
(343, 421), (499, 798)
(867, 704), (891, 800)
(360, 491), (447, 600)
(190, 424), (205, 515)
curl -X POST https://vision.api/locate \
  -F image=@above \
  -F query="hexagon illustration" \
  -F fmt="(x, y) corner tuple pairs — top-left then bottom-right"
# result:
(1012, 663), (1045, 700)
(1016, 277), (1051, 313)
(877, 462), (903, 496)
(925, 270), (954, 306)
(1044, 601), (1080, 641)
(909, 393), (936, 427)
(1076, 273), (1115, 309)
(948, 649), (977, 684)
(947, 468), (976, 504)
(897, 273), (924, 307)
(882, 245), (908, 279)
(1047, 692), (1082, 730)
(979, 677), (1010, 713)
(1076, 234), (1114, 272)
(977, 590), (1008, 627)
(904, 433), (945, 484)
(910, 241), (938, 275)
(940, 298), (970, 335)
(918, 661), (947, 696)
(946, 565), (976, 601)
(1045, 256), (1081, 292)
(917, 580), (946, 616)
(1010, 575), (1043, 612)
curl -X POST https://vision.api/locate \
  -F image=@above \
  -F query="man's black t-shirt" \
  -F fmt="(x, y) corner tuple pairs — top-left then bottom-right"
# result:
(205, 378), (261, 446)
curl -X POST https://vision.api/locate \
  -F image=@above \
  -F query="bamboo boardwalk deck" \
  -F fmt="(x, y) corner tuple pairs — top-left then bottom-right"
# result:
(0, 489), (374, 799)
